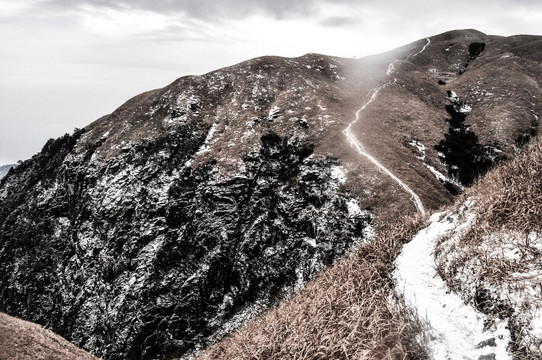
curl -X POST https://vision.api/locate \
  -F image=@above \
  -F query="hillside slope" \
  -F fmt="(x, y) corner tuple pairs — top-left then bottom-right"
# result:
(0, 29), (541, 359)
(432, 135), (542, 359)
(0, 312), (97, 360)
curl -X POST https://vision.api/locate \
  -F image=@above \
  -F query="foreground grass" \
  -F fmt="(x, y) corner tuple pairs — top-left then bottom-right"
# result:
(0, 312), (97, 360)
(199, 215), (427, 360)
(435, 137), (542, 359)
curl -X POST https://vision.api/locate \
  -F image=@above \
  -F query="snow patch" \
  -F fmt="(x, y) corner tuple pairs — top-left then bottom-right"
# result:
(268, 106), (283, 120)
(195, 123), (218, 155)
(386, 62), (396, 75)
(409, 139), (426, 160)
(424, 164), (466, 191)
(330, 165), (347, 185)
(346, 199), (362, 217)
(448, 90), (459, 103)
(425, 164), (448, 183)
(317, 102), (327, 111)
(459, 103), (473, 113)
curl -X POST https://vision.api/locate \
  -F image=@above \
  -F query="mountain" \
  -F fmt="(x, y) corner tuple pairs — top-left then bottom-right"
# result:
(202, 133), (542, 360)
(0, 164), (14, 179)
(0, 29), (541, 359)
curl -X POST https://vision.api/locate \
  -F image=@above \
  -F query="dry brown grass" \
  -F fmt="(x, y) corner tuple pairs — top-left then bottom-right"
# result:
(469, 137), (542, 235)
(198, 215), (428, 360)
(434, 136), (542, 359)
(0, 312), (98, 360)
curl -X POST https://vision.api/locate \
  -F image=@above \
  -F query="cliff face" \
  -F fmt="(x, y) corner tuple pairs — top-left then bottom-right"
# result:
(0, 127), (371, 359)
(0, 54), (373, 359)
(1, 29), (541, 359)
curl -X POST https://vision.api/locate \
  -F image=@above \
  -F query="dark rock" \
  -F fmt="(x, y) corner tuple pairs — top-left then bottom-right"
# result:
(190, 103), (201, 113)
(171, 107), (186, 118)
(435, 92), (506, 186)
(0, 128), (371, 360)
(469, 42), (486, 60)
(478, 354), (496, 360)
(299, 118), (309, 128)
(476, 337), (497, 348)
(474, 288), (515, 318)
(438, 79), (447, 85)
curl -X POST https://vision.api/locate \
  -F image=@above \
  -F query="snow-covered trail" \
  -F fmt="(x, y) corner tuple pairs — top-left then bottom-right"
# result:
(394, 209), (511, 360)
(343, 86), (425, 214)
(386, 37), (430, 75)
(413, 37), (431, 57)
(344, 38), (432, 214)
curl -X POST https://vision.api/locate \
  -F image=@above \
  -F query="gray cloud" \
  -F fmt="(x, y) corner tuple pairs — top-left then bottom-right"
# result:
(319, 16), (358, 28)
(43, 0), (321, 20)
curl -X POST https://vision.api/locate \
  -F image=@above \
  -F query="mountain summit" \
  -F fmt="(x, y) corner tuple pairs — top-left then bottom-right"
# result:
(0, 29), (541, 359)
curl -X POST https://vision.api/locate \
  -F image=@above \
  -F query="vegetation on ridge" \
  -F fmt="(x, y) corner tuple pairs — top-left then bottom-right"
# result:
(435, 135), (542, 359)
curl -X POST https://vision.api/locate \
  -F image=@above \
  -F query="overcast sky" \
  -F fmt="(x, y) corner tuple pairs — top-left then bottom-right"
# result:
(1, 0), (541, 164)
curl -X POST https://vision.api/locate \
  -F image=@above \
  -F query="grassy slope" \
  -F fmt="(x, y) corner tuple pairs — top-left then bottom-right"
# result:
(435, 136), (542, 359)
(198, 129), (542, 360)
(0, 312), (98, 360)
(198, 215), (427, 360)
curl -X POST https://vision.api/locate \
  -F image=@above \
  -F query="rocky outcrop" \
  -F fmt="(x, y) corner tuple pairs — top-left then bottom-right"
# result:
(435, 90), (506, 186)
(0, 124), (370, 359)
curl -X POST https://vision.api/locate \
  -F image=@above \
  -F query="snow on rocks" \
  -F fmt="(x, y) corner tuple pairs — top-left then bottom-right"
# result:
(447, 90), (472, 113)
(268, 106), (283, 121)
(437, 227), (542, 357)
(194, 123), (218, 155)
(459, 103), (473, 113)
(394, 203), (511, 360)
(448, 90), (460, 103)
(330, 165), (347, 185)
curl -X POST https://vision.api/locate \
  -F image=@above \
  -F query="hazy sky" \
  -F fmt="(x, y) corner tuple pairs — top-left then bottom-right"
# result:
(1, 0), (541, 164)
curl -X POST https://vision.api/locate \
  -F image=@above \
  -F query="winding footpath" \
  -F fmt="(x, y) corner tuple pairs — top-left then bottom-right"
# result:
(387, 38), (511, 358)
(394, 209), (511, 359)
(344, 38), (432, 214)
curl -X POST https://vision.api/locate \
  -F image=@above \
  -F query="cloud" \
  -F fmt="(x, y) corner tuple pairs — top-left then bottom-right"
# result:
(42, 0), (321, 20)
(2, 0), (542, 165)
(319, 15), (358, 28)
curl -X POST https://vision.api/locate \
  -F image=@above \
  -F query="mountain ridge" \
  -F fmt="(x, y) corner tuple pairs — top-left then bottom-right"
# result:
(0, 29), (541, 359)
